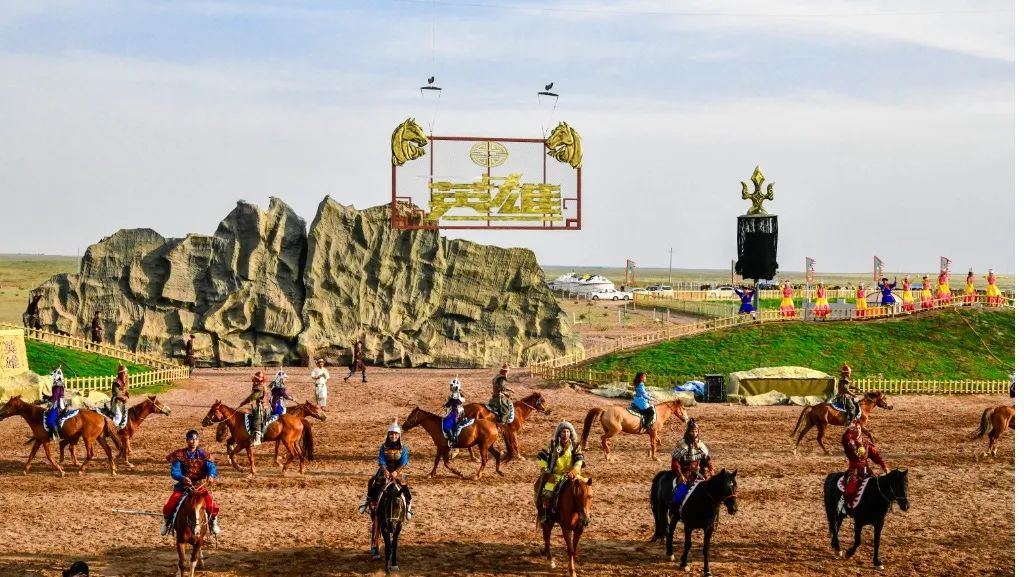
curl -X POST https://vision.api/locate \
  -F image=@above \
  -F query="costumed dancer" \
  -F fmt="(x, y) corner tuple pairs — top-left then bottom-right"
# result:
(630, 372), (655, 430)
(901, 276), (916, 312)
(535, 421), (586, 524)
(344, 340), (367, 383)
(919, 275), (934, 309)
(310, 358), (330, 410)
(813, 282), (831, 319)
(936, 269), (952, 305)
(838, 421), (889, 515)
(670, 418), (714, 509)
(733, 286), (756, 318)
(963, 270), (977, 305)
(269, 370), (294, 417)
(46, 367), (67, 440)
(877, 277), (898, 308)
(854, 282), (868, 318)
(160, 429), (221, 536)
(110, 363), (130, 427)
(779, 280), (796, 318)
(237, 370), (267, 446)
(986, 269), (1003, 306)
(442, 378), (466, 446)
(358, 420), (413, 520)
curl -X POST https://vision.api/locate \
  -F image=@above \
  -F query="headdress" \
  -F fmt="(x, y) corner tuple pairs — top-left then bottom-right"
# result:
(276, 369), (288, 380)
(449, 377), (461, 389)
(51, 367), (65, 386)
(553, 421), (578, 445)
(387, 418), (402, 435)
(185, 429), (200, 440)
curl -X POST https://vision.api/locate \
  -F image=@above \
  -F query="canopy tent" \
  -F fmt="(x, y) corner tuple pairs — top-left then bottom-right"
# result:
(727, 366), (836, 398)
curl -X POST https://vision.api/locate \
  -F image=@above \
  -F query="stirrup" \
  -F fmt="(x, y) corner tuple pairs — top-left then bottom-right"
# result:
(210, 516), (221, 535)
(160, 519), (172, 536)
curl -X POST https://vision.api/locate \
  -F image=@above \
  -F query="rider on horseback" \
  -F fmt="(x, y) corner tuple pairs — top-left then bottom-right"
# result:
(630, 372), (655, 431)
(442, 378), (466, 446)
(536, 421), (586, 524)
(161, 429), (221, 536)
(832, 363), (861, 425)
(839, 421), (889, 515)
(110, 363), (130, 427)
(359, 419), (414, 520)
(45, 367), (67, 440)
(489, 374), (514, 424)
(269, 370), (294, 417)
(671, 418), (713, 508)
(237, 370), (268, 446)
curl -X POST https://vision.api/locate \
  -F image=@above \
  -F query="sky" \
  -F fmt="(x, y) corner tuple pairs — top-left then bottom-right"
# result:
(0, 0), (1014, 274)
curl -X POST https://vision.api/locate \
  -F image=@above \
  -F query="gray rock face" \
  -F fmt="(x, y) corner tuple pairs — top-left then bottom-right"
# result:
(36, 198), (578, 367)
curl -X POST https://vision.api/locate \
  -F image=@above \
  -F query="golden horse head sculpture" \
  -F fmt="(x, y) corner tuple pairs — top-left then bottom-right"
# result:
(545, 122), (582, 169)
(391, 118), (428, 166)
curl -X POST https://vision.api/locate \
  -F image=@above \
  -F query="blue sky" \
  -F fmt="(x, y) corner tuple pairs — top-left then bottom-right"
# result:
(0, 1), (1014, 274)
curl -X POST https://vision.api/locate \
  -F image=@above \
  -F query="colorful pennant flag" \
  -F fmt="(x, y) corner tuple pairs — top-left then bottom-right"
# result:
(873, 256), (884, 282)
(805, 257), (816, 284)
(940, 256), (951, 272)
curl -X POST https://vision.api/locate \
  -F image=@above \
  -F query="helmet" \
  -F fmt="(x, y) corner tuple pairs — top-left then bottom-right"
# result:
(51, 367), (65, 386)
(449, 378), (461, 391)
(387, 418), (402, 435)
(685, 418), (699, 437)
(553, 421), (578, 445)
(276, 369), (287, 380)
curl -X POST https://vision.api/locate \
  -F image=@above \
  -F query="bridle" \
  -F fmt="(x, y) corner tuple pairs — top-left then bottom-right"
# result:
(203, 404), (238, 425)
(876, 474), (908, 506)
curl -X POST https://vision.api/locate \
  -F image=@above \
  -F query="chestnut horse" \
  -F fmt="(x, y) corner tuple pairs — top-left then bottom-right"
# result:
(791, 392), (893, 455)
(972, 405), (1014, 456)
(400, 407), (504, 480)
(580, 399), (689, 461)
(201, 400), (318, 475)
(61, 396), (171, 468)
(538, 477), (593, 577)
(216, 401), (325, 468)
(174, 482), (209, 577)
(0, 396), (123, 476)
(463, 391), (551, 461)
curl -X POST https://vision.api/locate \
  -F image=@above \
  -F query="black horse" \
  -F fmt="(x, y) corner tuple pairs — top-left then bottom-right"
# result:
(373, 481), (407, 574)
(823, 469), (910, 570)
(665, 469), (739, 576)
(648, 469), (676, 542)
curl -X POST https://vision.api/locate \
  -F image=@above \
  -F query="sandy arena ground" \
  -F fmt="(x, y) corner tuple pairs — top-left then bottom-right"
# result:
(0, 368), (1013, 577)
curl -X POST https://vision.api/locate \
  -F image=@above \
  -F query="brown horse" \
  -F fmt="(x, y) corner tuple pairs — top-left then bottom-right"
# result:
(216, 401), (325, 468)
(61, 396), (172, 468)
(201, 400), (317, 476)
(400, 407), (504, 480)
(581, 399), (689, 461)
(791, 392), (893, 455)
(972, 405), (1015, 456)
(463, 391), (551, 461)
(0, 396), (123, 476)
(539, 476), (593, 577)
(174, 482), (209, 577)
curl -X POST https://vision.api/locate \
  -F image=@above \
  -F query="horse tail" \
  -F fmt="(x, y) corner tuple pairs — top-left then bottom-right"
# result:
(791, 406), (811, 437)
(302, 420), (315, 461)
(971, 408), (993, 440)
(582, 408), (605, 450)
(103, 416), (125, 452)
(649, 470), (671, 542)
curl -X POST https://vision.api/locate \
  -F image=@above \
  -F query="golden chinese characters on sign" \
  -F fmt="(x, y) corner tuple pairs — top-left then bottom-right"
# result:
(0, 329), (29, 377)
(390, 119), (583, 230)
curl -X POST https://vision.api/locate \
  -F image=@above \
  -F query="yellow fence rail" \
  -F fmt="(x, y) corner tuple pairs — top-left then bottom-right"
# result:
(65, 366), (191, 394)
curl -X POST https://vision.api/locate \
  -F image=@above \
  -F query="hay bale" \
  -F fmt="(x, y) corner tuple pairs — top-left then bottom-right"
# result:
(742, 390), (789, 406)
(789, 395), (826, 406)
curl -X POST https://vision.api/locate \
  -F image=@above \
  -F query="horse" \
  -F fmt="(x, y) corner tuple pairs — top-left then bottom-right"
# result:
(463, 391), (551, 461)
(371, 480), (407, 575)
(663, 470), (739, 576)
(60, 396), (171, 468)
(544, 121), (583, 169)
(390, 118), (428, 166)
(972, 405), (1014, 456)
(173, 483), (210, 577)
(0, 396), (123, 476)
(648, 469), (676, 543)
(216, 401), (325, 468)
(823, 469), (910, 570)
(792, 391), (893, 454)
(400, 407), (505, 480)
(200, 400), (316, 476)
(538, 476), (593, 577)
(581, 399), (689, 461)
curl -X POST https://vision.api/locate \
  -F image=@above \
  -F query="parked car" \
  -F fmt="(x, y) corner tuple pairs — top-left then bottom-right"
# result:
(591, 288), (631, 301)
(706, 286), (738, 299)
(646, 284), (674, 297)
(625, 287), (649, 297)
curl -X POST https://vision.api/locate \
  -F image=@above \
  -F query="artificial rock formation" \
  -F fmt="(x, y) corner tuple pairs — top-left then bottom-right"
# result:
(35, 198), (578, 367)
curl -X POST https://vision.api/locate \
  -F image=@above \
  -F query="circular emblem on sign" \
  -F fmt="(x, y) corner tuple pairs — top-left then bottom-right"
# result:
(469, 141), (509, 167)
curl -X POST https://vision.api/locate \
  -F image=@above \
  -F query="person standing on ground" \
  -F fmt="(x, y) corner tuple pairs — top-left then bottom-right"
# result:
(311, 358), (331, 410)
(344, 339), (367, 383)
(90, 312), (103, 344)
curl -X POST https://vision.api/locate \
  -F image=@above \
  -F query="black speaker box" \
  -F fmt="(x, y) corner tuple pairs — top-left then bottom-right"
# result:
(705, 374), (725, 402)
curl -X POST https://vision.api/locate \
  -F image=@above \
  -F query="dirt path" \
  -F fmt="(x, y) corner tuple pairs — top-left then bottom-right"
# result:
(0, 368), (1012, 576)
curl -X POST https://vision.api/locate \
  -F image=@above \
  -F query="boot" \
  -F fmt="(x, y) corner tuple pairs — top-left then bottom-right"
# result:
(210, 515), (221, 535)
(405, 503), (414, 520)
(160, 517), (173, 536)
(358, 495), (370, 514)
(837, 497), (847, 517)
(252, 432), (262, 447)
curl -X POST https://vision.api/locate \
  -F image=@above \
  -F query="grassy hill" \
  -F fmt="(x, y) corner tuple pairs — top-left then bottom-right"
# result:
(26, 340), (151, 378)
(587, 308), (1014, 380)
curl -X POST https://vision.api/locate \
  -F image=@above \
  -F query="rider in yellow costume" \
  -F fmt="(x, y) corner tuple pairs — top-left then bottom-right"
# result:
(535, 421), (587, 524)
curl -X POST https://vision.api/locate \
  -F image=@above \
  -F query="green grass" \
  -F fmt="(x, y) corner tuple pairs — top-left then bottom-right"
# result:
(587, 308), (1014, 380)
(26, 340), (152, 377)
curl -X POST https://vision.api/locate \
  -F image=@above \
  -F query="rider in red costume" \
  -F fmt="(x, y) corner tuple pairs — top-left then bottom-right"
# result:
(840, 421), (889, 512)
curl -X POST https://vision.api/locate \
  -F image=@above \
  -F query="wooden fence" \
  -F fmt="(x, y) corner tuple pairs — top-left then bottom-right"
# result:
(65, 366), (191, 394)
(0, 323), (178, 369)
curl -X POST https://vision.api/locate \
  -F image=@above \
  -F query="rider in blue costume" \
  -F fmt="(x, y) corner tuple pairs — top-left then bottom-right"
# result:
(359, 420), (413, 520)
(442, 378), (466, 446)
(269, 369), (294, 417)
(45, 367), (67, 440)
(630, 372), (655, 430)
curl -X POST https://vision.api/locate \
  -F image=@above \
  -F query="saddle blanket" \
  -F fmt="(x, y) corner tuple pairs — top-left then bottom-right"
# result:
(626, 406), (656, 426)
(244, 413), (281, 437)
(677, 479), (703, 512)
(836, 476), (870, 510)
(446, 418), (475, 446)
(42, 409), (80, 435)
(485, 401), (515, 424)
(95, 406), (128, 430)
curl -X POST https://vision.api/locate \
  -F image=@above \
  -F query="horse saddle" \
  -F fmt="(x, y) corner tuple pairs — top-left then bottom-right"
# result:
(836, 475), (870, 510)
(445, 418), (475, 446)
(244, 412), (280, 437)
(486, 400), (515, 424)
(42, 409), (79, 436)
(626, 406), (656, 429)
(95, 406), (128, 430)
